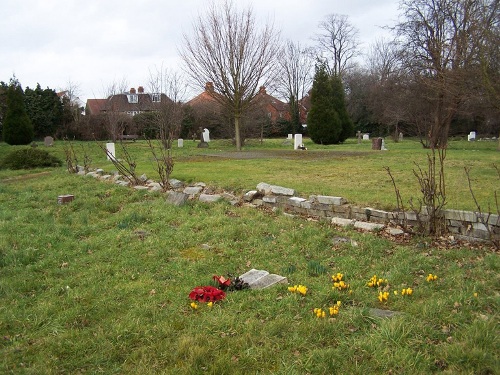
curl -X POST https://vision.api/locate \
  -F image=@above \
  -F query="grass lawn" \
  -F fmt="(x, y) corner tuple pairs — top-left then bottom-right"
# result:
(0, 138), (499, 374)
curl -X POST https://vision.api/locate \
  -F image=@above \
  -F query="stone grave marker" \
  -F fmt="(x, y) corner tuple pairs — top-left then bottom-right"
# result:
(381, 138), (388, 150)
(202, 128), (210, 142)
(58, 194), (74, 204)
(398, 132), (403, 142)
(357, 131), (362, 144)
(106, 143), (116, 161)
(363, 133), (370, 141)
(294, 134), (303, 150)
(44, 136), (54, 146)
(239, 269), (287, 289)
(177, 138), (183, 148)
(371, 137), (382, 150)
(287, 134), (293, 139)
(468, 131), (476, 141)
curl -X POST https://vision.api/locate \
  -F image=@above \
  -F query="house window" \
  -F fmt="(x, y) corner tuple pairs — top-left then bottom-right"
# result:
(128, 94), (138, 103)
(151, 93), (161, 103)
(267, 112), (272, 118)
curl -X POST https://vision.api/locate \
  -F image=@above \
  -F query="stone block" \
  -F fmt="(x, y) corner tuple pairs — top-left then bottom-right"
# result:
(364, 207), (389, 220)
(243, 190), (259, 202)
(183, 186), (203, 195)
(331, 217), (355, 227)
(257, 182), (295, 196)
(199, 194), (222, 203)
(263, 196), (277, 204)
(256, 182), (272, 195)
(310, 195), (347, 206)
(133, 186), (149, 190)
(57, 195), (74, 204)
(288, 197), (306, 207)
(169, 179), (184, 189)
(444, 209), (476, 222)
(166, 191), (188, 206)
(300, 200), (312, 209)
(354, 221), (385, 231)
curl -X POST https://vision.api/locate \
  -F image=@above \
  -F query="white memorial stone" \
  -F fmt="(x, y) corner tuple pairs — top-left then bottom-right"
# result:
(177, 138), (184, 148)
(468, 131), (476, 141)
(288, 134), (293, 139)
(202, 128), (210, 142)
(294, 134), (303, 150)
(106, 143), (116, 161)
(381, 139), (388, 150)
(363, 134), (370, 140)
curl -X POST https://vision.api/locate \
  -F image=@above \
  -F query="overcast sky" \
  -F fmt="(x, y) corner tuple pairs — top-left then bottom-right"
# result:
(0, 0), (400, 103)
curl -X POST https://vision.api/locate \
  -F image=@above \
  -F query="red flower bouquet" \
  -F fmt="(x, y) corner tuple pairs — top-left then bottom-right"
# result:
(189, 286), (226, 303)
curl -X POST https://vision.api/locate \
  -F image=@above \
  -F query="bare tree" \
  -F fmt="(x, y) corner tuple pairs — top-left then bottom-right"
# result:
(395, 0), (499, 149)
(102, 77), (130, 142)
(274, 40), (314, 133)
(314, 14), (360, 77)
(180, 0), (281, 151)
(147, 66), (185, 148)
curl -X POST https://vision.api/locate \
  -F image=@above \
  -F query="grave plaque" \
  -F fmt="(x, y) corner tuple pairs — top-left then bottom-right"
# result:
(363, 134), (370, 141)
(177, 138), (184, 148)
(58, 195), (74, 204)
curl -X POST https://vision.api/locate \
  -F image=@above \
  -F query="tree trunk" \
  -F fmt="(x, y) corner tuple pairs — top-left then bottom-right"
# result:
(234, 114), (242, 151)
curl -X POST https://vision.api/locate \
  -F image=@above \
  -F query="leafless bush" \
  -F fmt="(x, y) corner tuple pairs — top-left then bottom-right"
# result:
(146, 136), (174, 192)
(96, 140), (142, 186)
(63, 138), (91, 174)
(465, 165), (500, 249)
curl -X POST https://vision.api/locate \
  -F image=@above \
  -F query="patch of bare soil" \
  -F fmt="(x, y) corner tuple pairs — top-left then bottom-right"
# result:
(193, 150), (367, 161)
(0, 171), (52, 183)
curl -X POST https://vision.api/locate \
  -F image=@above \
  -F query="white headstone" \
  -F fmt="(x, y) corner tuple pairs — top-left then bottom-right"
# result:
(177, 138), (184, 148)
(202, 128), (210, 142)
(381, 138), (388, 151)
(468, 131), (476, 141)
(399, 132), (403, 142)
(106, 143), (116, 161)
(294, 134), (303, 150)
(287, 134), (293, 139)
(363, 134), (370, 140)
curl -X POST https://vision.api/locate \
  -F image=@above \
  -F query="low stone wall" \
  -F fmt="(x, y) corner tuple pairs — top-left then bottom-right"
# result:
(244, 182), (499, 243)
(79, 167), (499, 243)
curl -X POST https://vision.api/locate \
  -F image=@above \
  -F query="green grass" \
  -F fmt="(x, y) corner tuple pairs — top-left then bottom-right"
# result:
(1, 137), (498, 212)
(0, 164), (498, 374)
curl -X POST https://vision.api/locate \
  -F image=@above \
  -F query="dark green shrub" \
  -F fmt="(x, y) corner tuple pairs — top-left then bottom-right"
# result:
(0, 148), (62, 170)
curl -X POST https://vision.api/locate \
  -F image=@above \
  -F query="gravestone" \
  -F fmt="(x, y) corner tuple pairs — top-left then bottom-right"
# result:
(202, 128), (210, 142)
(239, 269), (287, 289)
(357, 131), (362, 144)
(294, 134), (303, 150)
(381, 138), (388, 150)
(287, 134), (293, 139)
(106, 143), (116, 161)
(177, 138), (184, 148)
(371, 137), (382, 150)
(363, 134), (370, 141)
(398, 132), (403, 142)
(58, 194), (74, 204)
(468, 131), (476, 141)
(44, 136), (54, 146)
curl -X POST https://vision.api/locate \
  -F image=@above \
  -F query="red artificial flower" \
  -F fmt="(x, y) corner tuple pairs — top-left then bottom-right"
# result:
(213, 275), (231, 288)
(189, 286), (226, 302)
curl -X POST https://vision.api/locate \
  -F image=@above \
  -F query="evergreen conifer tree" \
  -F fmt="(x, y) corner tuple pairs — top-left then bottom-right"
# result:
(331, 75), (354, 142)
(3, 78), (33, 145)
(307, 64), (341, 144)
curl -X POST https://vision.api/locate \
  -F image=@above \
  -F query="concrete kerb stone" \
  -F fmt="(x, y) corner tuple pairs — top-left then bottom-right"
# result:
(310, 195), (347, 206)
(199, 194), (222, 203)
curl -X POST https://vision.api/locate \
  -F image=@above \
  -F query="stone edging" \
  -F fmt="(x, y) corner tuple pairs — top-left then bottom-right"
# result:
(79, 168), (499, 243)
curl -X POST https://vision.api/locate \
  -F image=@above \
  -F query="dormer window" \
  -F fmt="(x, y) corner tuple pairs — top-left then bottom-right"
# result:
(151, 93), (161, 103)
(128, 94), (138, 103)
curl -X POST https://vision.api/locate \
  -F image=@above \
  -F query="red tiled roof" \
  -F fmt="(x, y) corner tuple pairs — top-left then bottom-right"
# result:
(86, 99), (107, 115)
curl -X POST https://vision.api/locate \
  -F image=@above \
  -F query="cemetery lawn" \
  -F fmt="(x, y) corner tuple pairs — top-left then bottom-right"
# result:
(0, 167), (498, 374)
(1, 137), (498, 212)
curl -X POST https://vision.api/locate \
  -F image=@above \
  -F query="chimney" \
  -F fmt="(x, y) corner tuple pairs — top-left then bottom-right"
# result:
(138, 86), (144, 93)
(259, 86), (266, 94)
(130, 88), (136, 94)
(205, 82), (214, 93)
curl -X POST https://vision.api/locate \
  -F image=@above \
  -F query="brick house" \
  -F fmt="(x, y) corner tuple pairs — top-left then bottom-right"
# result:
(85, 86), (172, 116)
(185, 83), (291, 138)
